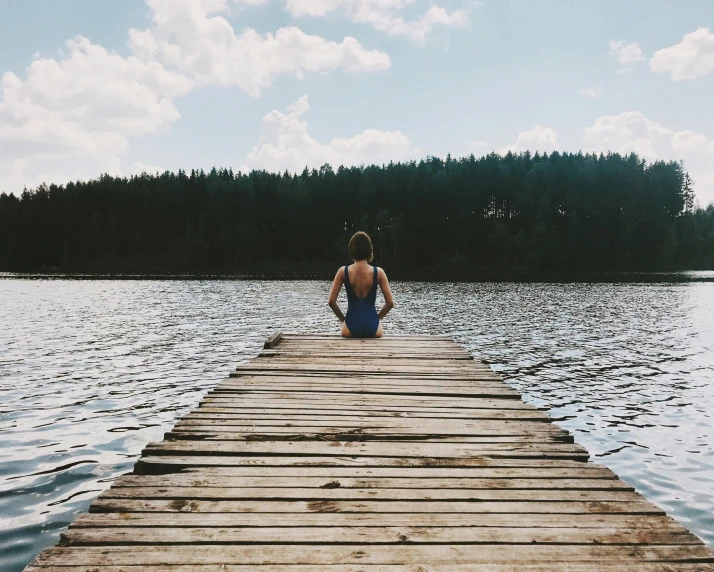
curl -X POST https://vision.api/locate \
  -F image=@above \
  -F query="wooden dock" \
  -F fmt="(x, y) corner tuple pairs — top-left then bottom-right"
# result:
(27, 333), (714, 570)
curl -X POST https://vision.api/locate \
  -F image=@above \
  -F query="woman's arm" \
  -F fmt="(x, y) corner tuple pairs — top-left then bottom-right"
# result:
(377, 268), (394, 320)
(327, 267), (346, 322)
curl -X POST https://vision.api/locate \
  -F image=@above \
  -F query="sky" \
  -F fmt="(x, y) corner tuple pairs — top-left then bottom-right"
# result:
(1, 0), (713, 204)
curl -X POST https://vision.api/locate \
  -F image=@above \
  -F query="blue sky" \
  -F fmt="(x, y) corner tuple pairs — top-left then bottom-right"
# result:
(1, 0), (713, 203)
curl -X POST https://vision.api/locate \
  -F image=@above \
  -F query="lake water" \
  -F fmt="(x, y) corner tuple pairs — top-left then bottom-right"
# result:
(1, 275), (713, 571)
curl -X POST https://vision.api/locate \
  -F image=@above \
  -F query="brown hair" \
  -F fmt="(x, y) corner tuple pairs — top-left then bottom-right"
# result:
(348, 231), (373, 262)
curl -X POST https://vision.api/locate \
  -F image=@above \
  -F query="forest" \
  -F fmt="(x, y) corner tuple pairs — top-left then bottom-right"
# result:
(1, 151), (713, 278)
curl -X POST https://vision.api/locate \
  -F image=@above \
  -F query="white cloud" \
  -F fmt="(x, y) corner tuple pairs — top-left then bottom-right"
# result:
(650, 27), (714, 81)
(579, 85), (602, 98)
(0, 35), (192, 193)
(500, 125), (560, 155)
(0, 157), (122, 194)
(283, 0), (469, 42)
(583, 111), (714, 205)
(0, 37), (192, 163)
(129, 0), (390, 96)
(241, 95), (417, 173)
(608, 40), (645, 73)
(1, 159), (31, 193)
(0, 0), (391, 194)
(284, 0), (339, 17)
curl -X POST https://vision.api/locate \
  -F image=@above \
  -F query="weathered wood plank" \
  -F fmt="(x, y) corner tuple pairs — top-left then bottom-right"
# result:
(133, 455), (612, 469)
(261, 351), (474, 360)
(234, 364), (493, 373)
(281, 336), (453, 343)
(267, 351), (477, 360)
(284, 333), (451, 339)
(63, 526), (698, 546)
(217, 386), (516, 396)
(274, 343), (460, 350)
(265, 341), (471, 349)
(218, 384), (519, 398)
(182, 401), (551, 423)
(30, 544), (714, 566)
(264, 331), (283, 349)
(220, 377), (508, 388)
(70, 512), (676, 529)
(166, 433), (574, 444)
(168, 423), (565, 434)
(90, 498), (664, 515)
(199, 397), (536, 411)
(233, 380), (506, 388)
(142, 440), (590, 460)
(172, 419), (565, 433)
(166, 435), (576, 447)
(27, 333), (712, 570)
(178, 418), (555, 427)
(182, 414), (550, 424)
(175, 414), (557, 425)
(204, 391), (525, 404)
(175, 465), (620, 478)
(231, 370), (496, 379)
(243, 362), (485, 368)
(112, 475), (633, 490)
(25, 565), (714, 572)
(204, 391), (524, 405)
(178, 417), (554, 427)
(98, 486), (642, 502)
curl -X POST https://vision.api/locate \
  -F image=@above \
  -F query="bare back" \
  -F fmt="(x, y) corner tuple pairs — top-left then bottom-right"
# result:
(346, 262), (376, 298)
(327, 260), (395, 338)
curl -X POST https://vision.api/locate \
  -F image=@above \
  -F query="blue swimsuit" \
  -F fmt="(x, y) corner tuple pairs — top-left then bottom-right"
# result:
(344, 265), (380, 338)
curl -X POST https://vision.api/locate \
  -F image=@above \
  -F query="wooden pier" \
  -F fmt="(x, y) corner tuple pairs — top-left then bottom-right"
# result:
(28, 333), (714, 570)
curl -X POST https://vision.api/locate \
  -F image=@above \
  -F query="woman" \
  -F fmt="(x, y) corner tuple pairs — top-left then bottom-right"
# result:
(328, 231), (394, 338)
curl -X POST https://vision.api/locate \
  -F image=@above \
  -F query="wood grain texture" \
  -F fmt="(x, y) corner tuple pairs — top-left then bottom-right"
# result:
(26, 333), (712, 570)
(28, 544), (714, 566)
(23, 565), (714, 572)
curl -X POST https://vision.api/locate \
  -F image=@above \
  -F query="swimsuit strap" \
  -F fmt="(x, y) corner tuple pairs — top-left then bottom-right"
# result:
(372, 266), (378, 293)
(344, 266), (351, 294)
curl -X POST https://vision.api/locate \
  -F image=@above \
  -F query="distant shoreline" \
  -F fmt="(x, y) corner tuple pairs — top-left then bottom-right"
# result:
(4, 156), (713, 280)
(2, 270), (713, 283)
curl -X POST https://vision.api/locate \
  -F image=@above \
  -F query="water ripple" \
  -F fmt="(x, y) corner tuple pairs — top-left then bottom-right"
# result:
(0, 278), (713, 570)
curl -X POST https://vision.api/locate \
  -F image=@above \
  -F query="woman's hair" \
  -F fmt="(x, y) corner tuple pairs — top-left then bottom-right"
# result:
(349, 231), (374, 262)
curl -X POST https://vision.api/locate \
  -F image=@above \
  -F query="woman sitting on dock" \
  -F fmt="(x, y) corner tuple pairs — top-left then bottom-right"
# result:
(328, 231), (394, 338)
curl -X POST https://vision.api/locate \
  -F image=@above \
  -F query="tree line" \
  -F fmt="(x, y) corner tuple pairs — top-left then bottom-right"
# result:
(1, 151), (713, 277)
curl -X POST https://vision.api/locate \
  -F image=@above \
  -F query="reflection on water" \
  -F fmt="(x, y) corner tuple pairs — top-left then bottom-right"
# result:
(1, 277), (713, 570)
